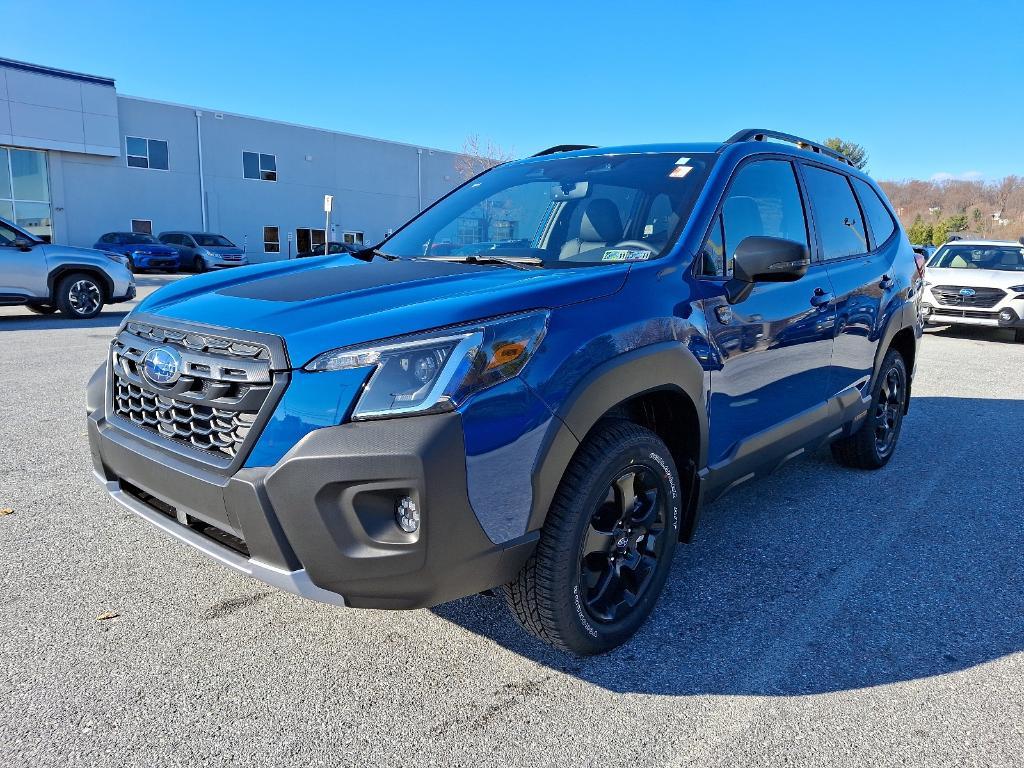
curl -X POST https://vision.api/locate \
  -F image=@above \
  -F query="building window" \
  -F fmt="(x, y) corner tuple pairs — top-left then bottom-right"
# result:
(126, 137), (169, 170)
(342, 231), (365, 245)
(1, 147), (53, 241)
(244, 152), (277, 182)
(296, 227), (326, 254)
(131, 219), (153, 235)
(263, 226), (280, 253)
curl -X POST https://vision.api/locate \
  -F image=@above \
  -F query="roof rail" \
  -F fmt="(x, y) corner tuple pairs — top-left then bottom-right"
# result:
(724, 129), (853, 166)
(531, 144), (597, 157)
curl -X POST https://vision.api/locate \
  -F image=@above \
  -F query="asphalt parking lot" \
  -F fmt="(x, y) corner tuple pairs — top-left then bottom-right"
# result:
(2, 275), (1023, 767)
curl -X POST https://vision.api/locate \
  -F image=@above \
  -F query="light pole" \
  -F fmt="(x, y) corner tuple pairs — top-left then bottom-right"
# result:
(324, 194), (333, 254)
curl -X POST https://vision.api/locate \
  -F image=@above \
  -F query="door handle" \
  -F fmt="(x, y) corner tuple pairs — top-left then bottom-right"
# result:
(879, 274), (895, 290)
(810, 288), (833, 308)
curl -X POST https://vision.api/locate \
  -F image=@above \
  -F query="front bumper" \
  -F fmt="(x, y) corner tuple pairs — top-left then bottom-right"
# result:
(134, 254), (180, 269)
(87, 390), (537, 609)
(923, 302), (1024, 328)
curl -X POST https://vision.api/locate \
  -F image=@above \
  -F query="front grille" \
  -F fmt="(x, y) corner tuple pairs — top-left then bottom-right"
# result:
(110, 321), (275, 462)
(932, 285), (1006, 308)
(932, 308), (998, 319)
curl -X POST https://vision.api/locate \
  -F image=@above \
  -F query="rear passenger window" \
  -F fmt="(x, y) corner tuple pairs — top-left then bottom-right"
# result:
(802, 166), (868, 260)
(851, 177), (896, 248)
(701, 159), (808, 276)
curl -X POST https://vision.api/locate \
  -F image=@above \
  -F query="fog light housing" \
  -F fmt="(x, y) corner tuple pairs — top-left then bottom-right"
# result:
(396, 496), (420, 533)
(999, 309), (1014, 322)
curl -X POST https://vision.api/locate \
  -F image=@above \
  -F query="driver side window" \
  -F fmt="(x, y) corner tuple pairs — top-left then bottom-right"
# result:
(700, 159), (809, 277)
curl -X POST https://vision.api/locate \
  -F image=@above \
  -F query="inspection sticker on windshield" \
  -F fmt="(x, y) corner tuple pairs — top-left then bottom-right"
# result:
(602, 249), (651, 262)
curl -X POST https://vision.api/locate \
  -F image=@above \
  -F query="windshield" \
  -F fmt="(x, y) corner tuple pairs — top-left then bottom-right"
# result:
(381, 152), (715, 266)
(194, 234), (235, 247)
(929, 244), (1024, 272)
(124, 234), (158, 244)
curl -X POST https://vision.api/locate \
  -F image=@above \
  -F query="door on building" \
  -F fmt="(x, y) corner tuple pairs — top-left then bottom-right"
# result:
(1, 147), (53, 242)
(296, 228), (326, 254)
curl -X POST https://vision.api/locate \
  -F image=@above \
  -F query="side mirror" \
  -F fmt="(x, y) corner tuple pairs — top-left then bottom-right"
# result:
(725, 236), (810, 304)
(13, 238), (34, 252)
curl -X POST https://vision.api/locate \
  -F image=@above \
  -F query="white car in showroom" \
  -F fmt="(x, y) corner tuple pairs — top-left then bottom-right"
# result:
(922, 239), (1024, 342)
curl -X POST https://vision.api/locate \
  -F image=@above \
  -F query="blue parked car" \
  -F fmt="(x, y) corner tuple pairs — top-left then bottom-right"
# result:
(94, 232), (180, 272)
(87, 129), (923, 654)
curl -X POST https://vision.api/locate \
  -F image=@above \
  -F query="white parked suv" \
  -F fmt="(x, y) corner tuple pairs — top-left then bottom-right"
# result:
(922, 239), (1024, 342)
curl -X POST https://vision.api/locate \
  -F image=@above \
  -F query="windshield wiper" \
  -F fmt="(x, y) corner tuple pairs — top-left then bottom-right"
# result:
(352, 246), (400, 262)
(425, 255), (544, 271)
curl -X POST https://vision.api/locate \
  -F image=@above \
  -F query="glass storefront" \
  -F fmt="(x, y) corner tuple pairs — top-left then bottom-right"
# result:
(0, 147), (52, 241)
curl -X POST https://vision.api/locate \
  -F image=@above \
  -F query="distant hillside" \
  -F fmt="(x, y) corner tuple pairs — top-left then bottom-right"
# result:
(880, 177), (1024, 245)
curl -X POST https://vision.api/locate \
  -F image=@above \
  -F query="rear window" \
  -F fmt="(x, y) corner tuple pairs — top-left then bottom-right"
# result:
(851, 177), (896, 248)
(802, 166), (868, 260)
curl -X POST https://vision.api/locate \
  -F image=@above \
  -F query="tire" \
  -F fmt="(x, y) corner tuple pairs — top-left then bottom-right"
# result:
(54, 272), (105, 319)
(126, 256), (135, 272)
(831, 349), (908, 469)
(1015, 328), (1024, 344)
(193, 255), (206, 273)
(504, 420), (682, 655)
(26, 304), (57, 315)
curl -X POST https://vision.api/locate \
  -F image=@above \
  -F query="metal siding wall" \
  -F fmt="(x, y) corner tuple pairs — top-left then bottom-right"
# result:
(53, 94), (461, 256)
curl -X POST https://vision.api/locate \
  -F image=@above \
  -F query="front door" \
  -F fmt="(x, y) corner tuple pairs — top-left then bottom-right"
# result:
(0, 219), (48, 299)
(698, 158), (835, 469)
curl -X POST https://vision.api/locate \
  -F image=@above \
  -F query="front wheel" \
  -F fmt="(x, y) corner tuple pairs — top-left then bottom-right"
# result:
(831, 349), (908, 469)
(55, 273), (105, 319)
(504, 420), (681, 655)
(193, 255), (207, 273)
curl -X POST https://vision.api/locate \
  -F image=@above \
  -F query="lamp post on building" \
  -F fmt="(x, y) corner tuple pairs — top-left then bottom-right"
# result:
(324, 194), (333, 254)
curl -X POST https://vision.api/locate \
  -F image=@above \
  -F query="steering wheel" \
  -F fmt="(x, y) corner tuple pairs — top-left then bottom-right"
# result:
(611, 240), (656, 253)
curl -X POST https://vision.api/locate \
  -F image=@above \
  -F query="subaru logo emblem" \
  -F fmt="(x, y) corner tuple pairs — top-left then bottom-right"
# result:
(142, 346), (182, 386)
(959, 288), (976, 297)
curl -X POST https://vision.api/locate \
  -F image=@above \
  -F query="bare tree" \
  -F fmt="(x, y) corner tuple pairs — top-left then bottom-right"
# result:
(454, 134), (515, 181)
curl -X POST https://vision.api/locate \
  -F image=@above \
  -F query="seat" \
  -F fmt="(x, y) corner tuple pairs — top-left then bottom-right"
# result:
(560, 199), (623, 260)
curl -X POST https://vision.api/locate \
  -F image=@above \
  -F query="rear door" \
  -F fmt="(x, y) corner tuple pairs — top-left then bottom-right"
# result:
(700, 157), (835, 468)
(800, 165), (894, 398)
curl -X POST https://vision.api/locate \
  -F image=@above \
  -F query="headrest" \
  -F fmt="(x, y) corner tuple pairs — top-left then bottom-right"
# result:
(579, 199), (623, 243)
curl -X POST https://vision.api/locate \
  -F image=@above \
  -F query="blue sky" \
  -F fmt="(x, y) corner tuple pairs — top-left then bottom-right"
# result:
(5, 0), (1022, 181)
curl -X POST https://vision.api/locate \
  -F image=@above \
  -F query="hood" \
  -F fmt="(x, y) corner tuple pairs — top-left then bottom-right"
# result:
(43, 243), (112, 260)
(204, 246), (245, 256)
(926, 267), (1024, 289)
(135, 256), (629, 366)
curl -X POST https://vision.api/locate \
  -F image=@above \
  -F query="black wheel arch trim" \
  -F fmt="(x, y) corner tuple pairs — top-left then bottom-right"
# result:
(525, 340), (708, 537)
(47, 264), (115, 301)
(870, 299), (921, 411)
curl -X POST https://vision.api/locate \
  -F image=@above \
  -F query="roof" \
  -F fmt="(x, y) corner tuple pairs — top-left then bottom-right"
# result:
(938, 239), (1024, 247)
(0, 56), (115, 87)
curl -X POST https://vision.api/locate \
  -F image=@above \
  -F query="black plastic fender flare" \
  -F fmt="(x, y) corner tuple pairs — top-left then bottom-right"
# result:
(525, 341), (709, 535)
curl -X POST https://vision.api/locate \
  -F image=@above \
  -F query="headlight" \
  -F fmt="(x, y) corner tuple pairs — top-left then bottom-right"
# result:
(102, 251), (127, 265)
(304, 311), (549, 420)
(1009, 284), (1024, 293)
(923, 280), (933, 287)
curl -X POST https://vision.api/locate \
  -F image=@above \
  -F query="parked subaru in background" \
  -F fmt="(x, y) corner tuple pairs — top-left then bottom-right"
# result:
(87, 129), (922, 654)
(921, 239), (1024, 342)
(94, 232), (180, 272)
(158, 232), (248, 272)
(1, 215), (135, 318)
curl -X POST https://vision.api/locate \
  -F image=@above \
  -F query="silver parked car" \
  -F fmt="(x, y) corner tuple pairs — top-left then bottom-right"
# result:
(0, 216), (135, 319)
(158, 231), (249, 272)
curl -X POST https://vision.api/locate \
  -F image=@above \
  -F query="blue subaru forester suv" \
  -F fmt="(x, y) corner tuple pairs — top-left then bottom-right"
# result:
(87, 130), (923, 654)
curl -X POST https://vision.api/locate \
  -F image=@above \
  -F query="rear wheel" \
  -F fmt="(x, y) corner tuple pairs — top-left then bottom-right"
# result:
(504, 420), (681, 655)
(55, 272), (105, 319)
(831, 349), (908, 469)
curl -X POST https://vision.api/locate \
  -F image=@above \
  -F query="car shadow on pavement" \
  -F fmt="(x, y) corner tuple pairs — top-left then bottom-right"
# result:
(0, 310), (129, 331)
(926, 325), (1021, 344)
(433, 395), (1024, 696)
